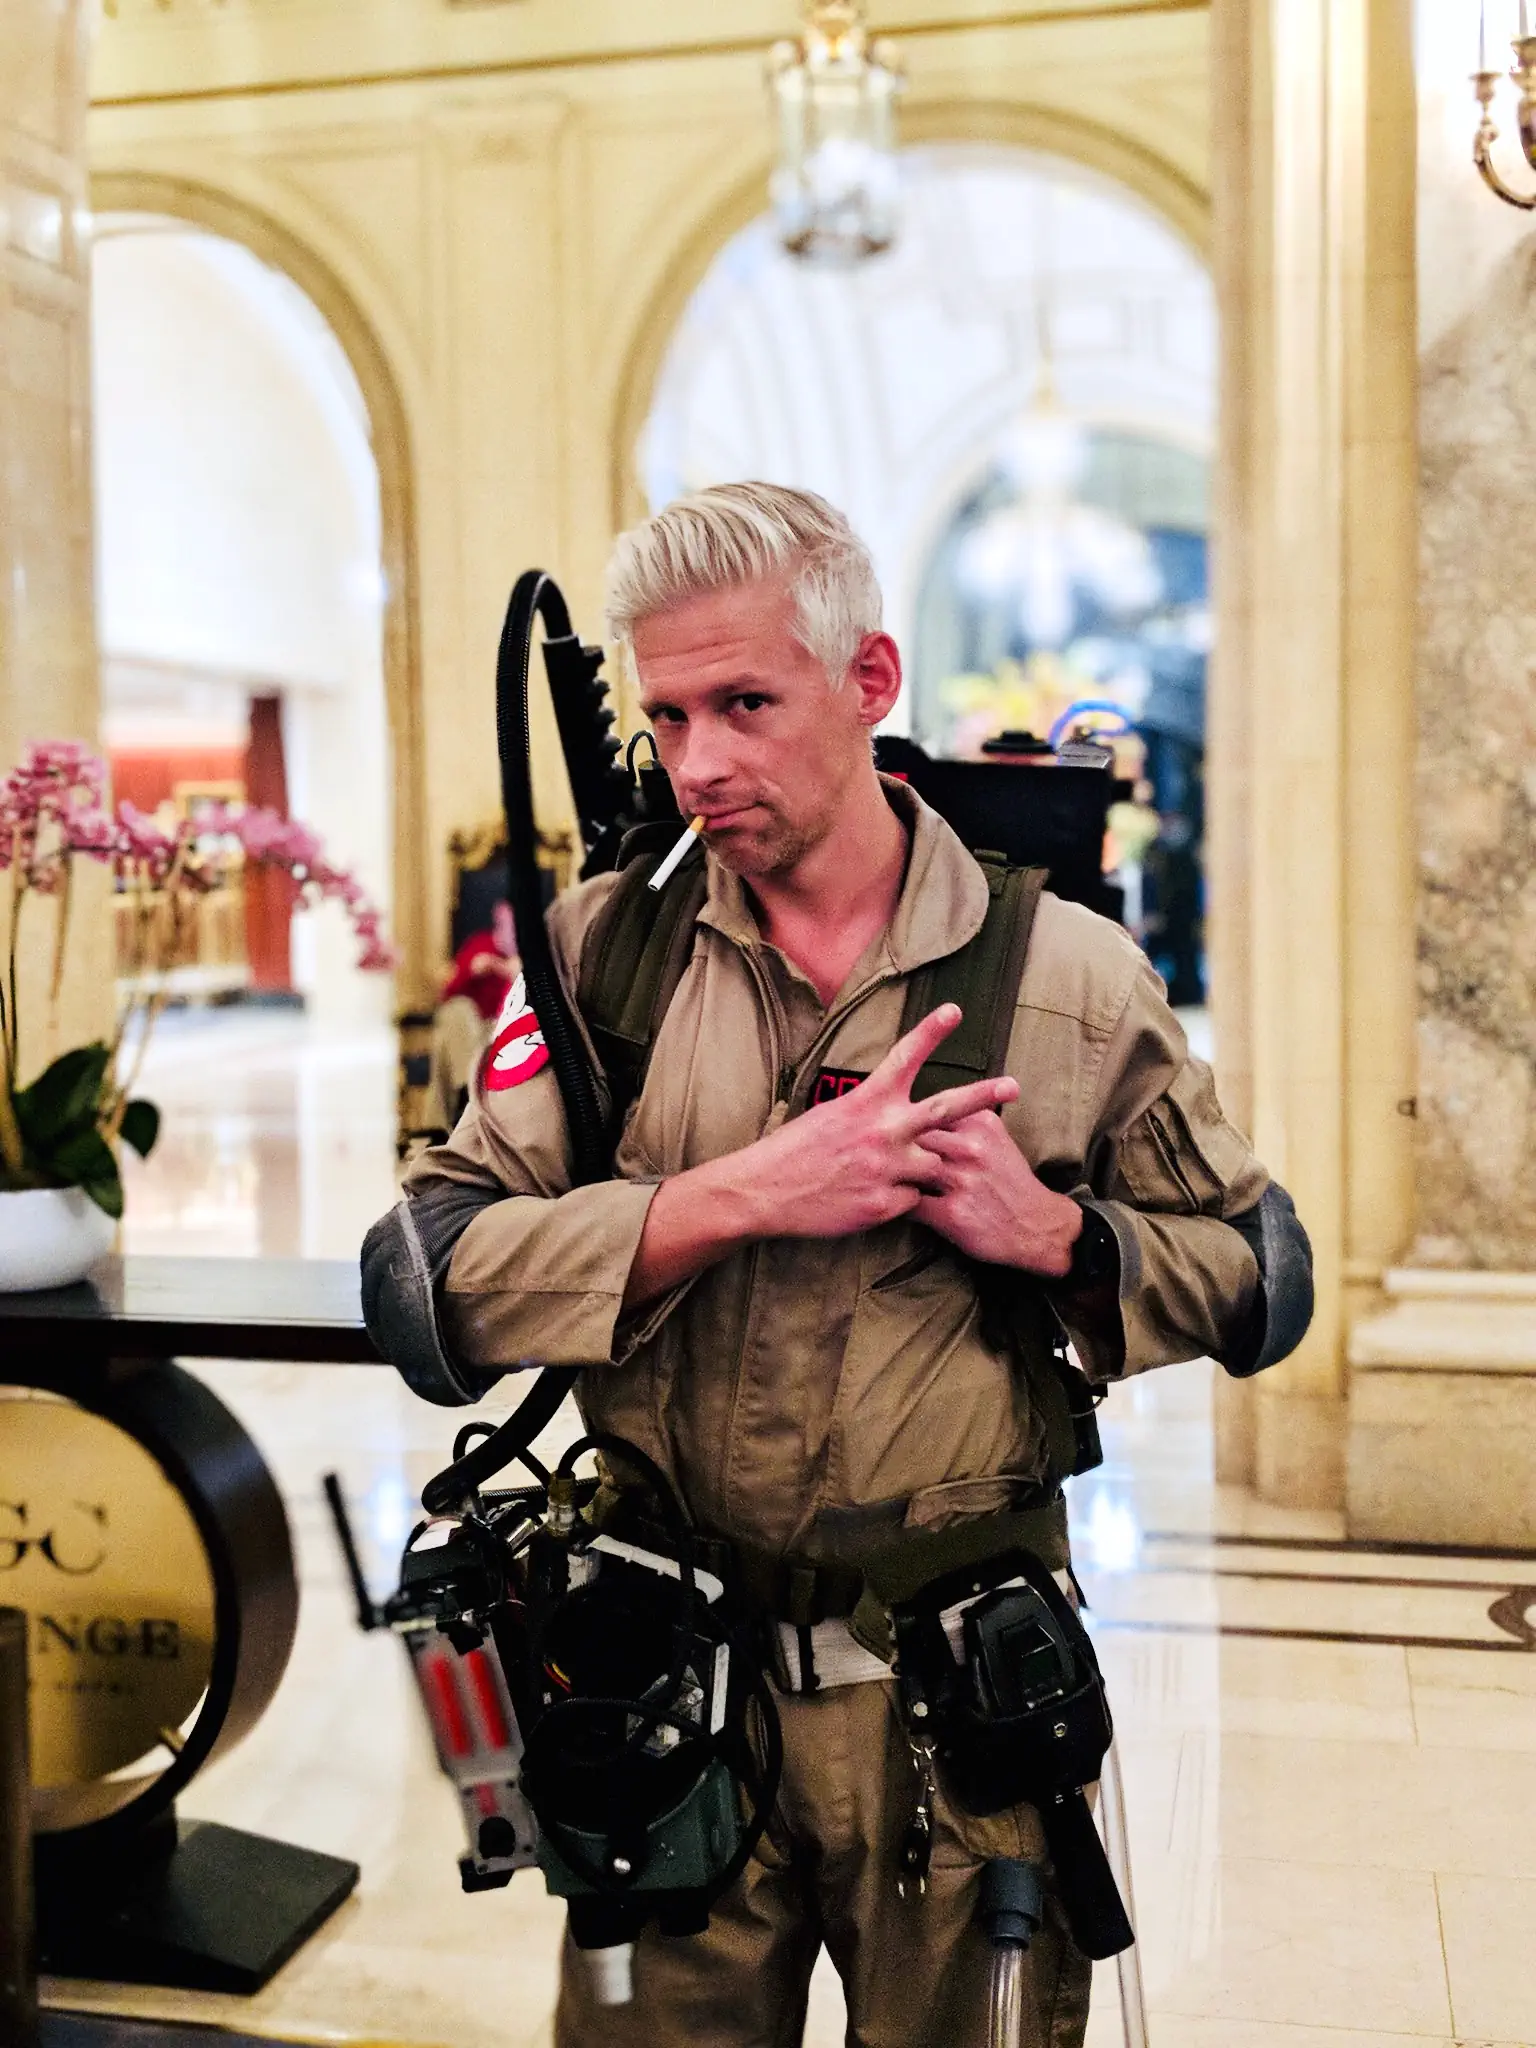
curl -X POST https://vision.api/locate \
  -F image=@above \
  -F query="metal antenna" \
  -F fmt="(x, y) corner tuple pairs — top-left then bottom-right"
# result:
(323, 1473), (380, 1633)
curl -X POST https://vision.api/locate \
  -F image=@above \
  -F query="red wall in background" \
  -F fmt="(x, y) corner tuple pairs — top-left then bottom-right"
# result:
(109, 745), (246, 816)
(243, 695), (295, 994)
(108, 705), (296, 997)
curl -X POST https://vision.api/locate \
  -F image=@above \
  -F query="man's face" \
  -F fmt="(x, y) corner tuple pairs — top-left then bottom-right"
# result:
(632, 575), (900, 879)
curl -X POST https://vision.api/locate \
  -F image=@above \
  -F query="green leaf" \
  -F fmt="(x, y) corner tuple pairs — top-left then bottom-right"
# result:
(44, 1125), (118, 1191)
(118, 1098), (161, 1160)
(13, 1043), (112, 1151)
(82, 1168), (124, 1220)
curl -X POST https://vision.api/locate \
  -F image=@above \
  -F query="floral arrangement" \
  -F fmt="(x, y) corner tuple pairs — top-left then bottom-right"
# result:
(938, 652), (1101, 761)
(0, 739), (394, 1218)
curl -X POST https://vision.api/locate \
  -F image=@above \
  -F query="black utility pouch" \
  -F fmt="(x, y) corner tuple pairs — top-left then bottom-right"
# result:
(890, 1548), (1134, 1960)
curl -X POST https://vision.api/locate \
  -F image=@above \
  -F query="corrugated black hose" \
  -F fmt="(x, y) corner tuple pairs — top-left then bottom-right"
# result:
(421, 571), (620, 1515)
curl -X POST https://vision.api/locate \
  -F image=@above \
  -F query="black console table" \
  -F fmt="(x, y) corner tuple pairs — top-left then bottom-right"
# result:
(1, 1257), (385, 1997)
(1, 1254), (383, 1369)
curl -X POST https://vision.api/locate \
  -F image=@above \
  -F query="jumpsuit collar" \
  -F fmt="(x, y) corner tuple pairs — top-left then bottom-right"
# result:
(694, 775), (991, 977)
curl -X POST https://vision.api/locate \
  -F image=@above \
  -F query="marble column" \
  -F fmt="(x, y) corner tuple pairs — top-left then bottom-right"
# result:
(1207, 0), (1419, 1507)
(1415, 242), (1536, 1272)
(0, 0), (111, 1058)
(1345, 232), (1536, 1548)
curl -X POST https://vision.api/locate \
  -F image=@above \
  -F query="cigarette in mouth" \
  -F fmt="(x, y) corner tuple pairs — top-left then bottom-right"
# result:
(648, 815), (707, 893)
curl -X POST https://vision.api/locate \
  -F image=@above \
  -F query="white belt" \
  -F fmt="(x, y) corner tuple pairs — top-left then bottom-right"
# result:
(773, 1568), (1078, 1695)
(773, 1618), (892, 1691)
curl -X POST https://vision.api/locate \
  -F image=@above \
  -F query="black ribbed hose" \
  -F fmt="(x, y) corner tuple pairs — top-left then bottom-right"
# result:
(496, 571), (611, 1186)
(421, 572), (606, 1514)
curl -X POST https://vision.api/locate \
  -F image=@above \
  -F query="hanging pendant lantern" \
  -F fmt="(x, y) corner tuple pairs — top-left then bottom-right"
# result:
(767, 2), (905, 264)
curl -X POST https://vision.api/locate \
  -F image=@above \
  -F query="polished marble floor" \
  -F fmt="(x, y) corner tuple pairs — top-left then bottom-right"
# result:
(40, 1010), (1536, 2048)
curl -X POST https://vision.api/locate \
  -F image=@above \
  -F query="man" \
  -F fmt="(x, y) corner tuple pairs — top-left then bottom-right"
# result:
(370, 483), (1312, 2047)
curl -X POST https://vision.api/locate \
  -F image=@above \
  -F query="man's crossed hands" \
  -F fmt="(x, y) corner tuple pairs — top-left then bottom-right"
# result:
(624, 1003), (1082, 1312)
(757, 1003), (1082, 1277)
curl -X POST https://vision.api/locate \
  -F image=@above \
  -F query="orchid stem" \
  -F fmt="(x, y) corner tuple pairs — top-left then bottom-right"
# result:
(1, 851), (25, 1178)
(7, 852), (23, 1090)
(49, 856), (72, 1014)
(107, 986), (165, 1137)
(105, 835), (188, 1127)
(0, 1014), (23, 1178)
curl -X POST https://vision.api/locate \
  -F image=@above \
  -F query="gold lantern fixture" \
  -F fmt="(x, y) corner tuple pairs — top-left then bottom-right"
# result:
(767, 2), (905, 263)
(1473, 0), (1536, 208)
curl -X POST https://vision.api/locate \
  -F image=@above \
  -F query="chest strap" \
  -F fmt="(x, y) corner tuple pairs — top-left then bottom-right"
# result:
(899, 854), (1047, 1101)
(577, 825), (709, 1143)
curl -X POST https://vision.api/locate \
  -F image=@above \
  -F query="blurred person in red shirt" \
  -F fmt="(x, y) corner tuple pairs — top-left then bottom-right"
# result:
(440, 897), (518, 1020)
(430, 898), (518, 1130)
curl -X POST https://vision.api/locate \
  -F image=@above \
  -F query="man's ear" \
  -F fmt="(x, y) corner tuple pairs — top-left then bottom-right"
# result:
(849, 631), (902, 726)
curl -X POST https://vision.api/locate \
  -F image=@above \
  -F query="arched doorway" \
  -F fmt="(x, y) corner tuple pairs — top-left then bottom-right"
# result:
(635, 143), (1216, 1003)
(90, 173), (429, 1011)
(92, 216), (390, 1025)
(90, 215), (401, 1255)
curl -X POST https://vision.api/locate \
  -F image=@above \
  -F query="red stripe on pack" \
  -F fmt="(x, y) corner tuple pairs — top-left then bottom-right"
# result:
(421, 1649), (473, 1758)
(464, 1647), (511, 1750)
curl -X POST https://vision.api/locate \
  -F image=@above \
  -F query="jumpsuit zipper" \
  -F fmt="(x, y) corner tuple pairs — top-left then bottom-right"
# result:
(717, 943), (902, 1517)
(781, 963), (903, 1114)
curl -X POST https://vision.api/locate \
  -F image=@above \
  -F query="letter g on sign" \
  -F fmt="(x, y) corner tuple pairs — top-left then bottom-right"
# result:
(0, 1499), (108, 1575)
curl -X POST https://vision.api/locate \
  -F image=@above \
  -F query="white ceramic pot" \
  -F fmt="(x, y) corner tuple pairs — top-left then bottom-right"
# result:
(0, 1185), (117, 1292)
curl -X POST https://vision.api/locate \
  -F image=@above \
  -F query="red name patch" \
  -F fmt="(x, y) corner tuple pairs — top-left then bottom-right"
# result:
(809, 1066), (867, 1106)
(483, 974), (549, 1092)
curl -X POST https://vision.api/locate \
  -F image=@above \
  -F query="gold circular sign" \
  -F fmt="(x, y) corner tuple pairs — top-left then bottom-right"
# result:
(0, 1387), (216, 1789)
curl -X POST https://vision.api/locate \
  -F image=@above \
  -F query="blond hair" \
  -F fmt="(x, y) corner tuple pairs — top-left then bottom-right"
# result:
(604, 481), (882, 686)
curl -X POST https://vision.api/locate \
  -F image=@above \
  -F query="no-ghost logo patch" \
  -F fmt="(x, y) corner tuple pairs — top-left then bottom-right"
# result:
(809, 1066), (867, 1106)
(484, 975), (549, 1092)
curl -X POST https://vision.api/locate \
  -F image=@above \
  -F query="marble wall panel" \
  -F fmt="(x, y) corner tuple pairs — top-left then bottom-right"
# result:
(1416, 234), (1536, 1267)
(0, 0), (112, 1059)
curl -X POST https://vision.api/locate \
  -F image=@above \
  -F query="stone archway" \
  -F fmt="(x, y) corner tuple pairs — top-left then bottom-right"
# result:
(89, 172), (433, 1006)
(607, 98), (1211, 541)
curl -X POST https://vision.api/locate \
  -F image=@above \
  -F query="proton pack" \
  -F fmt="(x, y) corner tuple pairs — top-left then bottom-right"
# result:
(325, 1434), (782, 2007)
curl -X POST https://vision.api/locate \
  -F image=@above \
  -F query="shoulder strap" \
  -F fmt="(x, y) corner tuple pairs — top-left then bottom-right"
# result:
(577, 830), (708, 1142)
(899, 853), (1047, 1102)
(898, 855), (1103, 1489)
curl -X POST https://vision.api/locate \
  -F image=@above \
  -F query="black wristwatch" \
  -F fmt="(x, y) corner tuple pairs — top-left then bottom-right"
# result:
(1055, 1201), (1120, 1295)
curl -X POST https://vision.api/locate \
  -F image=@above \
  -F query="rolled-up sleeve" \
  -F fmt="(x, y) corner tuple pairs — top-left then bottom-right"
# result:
(440, 1177), (661, 1368)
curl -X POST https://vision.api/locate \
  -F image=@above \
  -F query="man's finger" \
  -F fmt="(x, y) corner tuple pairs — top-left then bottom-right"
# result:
(914, 1127), (966, 1162)
(898, 1144), (952, 1192)
(908, 1073), (1018, 1132)
(870, 1003), (964, 1097)
(916, 1110), (997, 1158)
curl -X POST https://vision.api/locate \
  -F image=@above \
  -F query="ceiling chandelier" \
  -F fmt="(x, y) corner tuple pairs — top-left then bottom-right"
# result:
(767, 2), (905, 263)
(956, 413), (1161, 650)
(957, 307), (1160, 650)
(1473, 0), (1536, 208)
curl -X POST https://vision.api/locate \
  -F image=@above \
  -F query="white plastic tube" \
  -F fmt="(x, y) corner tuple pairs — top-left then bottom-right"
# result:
(587, 1941), (635, 2006)
(1100, 1738), (1149, 2048)
(988, 1944), (1024, 2048)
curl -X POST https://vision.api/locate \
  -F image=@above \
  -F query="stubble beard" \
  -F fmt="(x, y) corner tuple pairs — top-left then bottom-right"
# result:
(704, 801), (827, 881)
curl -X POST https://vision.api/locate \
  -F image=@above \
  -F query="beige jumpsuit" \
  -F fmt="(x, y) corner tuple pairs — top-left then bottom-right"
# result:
(404, 781), (1274, 2048)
